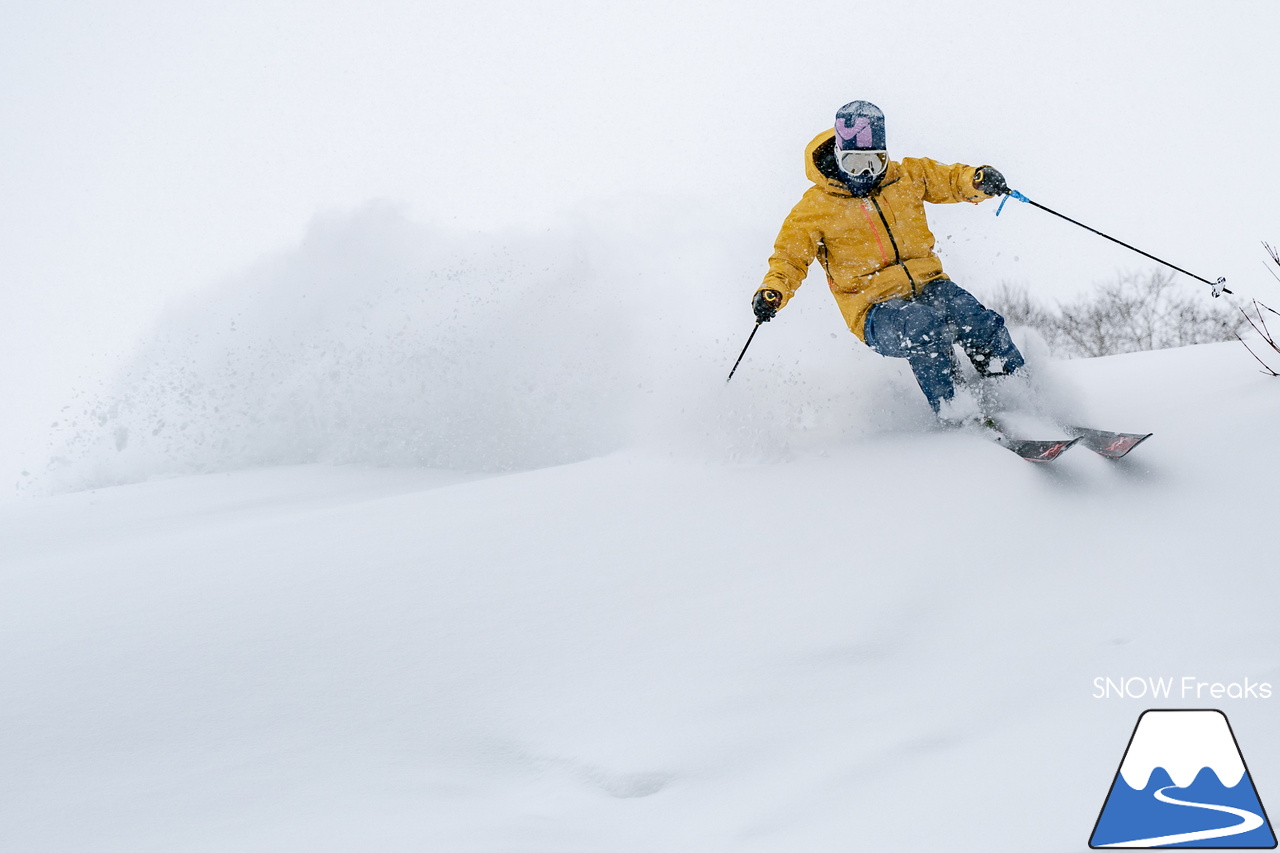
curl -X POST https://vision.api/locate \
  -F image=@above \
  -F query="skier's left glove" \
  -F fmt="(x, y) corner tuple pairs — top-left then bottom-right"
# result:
(974, 166), (1008, 197)
(753, 289), (782, 322)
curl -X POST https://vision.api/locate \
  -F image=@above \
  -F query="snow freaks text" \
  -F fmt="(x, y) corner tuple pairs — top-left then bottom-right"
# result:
(1093, 677), (1274, 700)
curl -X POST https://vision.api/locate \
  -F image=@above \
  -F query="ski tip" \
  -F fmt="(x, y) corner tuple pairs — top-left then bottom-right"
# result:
(1022, 435), (1082, 462)
(998, 434), (1082, 462)
(1094, 432), (1152, 459)
(1064, 427), (1154, 459)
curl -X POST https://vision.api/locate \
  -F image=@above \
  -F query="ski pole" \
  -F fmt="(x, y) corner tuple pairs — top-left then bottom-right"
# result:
(997, 189), (1231, 296)
(726, 322), (763, 382)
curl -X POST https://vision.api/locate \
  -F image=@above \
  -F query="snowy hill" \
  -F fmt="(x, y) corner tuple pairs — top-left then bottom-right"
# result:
(4, 339), (1279, 852)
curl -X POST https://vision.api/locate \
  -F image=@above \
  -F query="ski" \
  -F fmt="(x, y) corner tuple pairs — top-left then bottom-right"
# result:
(948, 414), (1082, 462)
(1064, 426), (1153, 459)
(993, 433), (1082, 462)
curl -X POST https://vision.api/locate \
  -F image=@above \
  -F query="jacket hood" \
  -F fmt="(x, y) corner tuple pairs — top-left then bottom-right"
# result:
(804, 128), (898, 197)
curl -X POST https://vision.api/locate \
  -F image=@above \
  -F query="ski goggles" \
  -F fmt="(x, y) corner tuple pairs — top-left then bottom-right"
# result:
(836, 149), (888, 178)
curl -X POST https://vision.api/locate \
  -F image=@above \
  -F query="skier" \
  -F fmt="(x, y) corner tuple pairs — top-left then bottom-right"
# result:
(753, 100), (1024, 424)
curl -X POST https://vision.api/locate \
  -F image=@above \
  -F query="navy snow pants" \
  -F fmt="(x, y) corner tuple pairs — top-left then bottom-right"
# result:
(862, 278), (1025, 412)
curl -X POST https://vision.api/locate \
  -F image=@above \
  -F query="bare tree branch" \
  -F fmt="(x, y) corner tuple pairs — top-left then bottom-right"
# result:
(1264, 241), (1280, 267)
(1234, 332), (1280, 376)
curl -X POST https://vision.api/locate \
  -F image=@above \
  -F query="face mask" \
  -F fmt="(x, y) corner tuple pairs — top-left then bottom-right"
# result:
(840, 172), (883, 197)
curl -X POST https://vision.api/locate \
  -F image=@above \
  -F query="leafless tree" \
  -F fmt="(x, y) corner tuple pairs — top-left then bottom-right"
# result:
(984, 270), (1247, 359)
(1234, 244), (1280, 375)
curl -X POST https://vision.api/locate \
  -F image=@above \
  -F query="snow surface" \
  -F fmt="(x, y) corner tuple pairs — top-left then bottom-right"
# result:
(4, 336), (1280, 852)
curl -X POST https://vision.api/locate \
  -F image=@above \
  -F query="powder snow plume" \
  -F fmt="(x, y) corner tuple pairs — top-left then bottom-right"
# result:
(47, 204), (642, 488)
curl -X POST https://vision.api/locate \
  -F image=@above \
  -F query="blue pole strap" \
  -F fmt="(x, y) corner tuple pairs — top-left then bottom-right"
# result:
(995, 189), (1030, 216)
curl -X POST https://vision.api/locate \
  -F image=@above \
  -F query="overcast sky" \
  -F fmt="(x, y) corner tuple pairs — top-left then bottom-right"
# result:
(4, 0), (1279, 483)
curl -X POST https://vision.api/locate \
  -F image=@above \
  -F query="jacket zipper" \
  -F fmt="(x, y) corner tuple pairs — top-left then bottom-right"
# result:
(869, 195), (917, 297)
(858, 200), (892, 268)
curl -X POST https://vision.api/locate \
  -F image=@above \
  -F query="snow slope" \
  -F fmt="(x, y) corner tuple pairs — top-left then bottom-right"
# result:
(3, 339), (1279, 852)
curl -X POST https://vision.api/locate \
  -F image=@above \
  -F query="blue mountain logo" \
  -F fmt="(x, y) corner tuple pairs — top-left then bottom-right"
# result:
(1091, 709), (1276, 848)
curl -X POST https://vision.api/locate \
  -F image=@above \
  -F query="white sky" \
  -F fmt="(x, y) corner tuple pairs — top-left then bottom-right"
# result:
(3, 0), (1280, 479)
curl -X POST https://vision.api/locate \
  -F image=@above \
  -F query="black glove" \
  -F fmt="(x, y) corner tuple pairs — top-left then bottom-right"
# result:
(974, 166), (1008, 196)
(753, 289), (782, 322)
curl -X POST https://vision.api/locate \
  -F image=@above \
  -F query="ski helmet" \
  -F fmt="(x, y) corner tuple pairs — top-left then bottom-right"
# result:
(833, 100), (887, 197)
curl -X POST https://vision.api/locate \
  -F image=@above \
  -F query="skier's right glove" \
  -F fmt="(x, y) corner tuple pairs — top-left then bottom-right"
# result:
(753, 289), (782, 322)
(974, 166), (1008, 197)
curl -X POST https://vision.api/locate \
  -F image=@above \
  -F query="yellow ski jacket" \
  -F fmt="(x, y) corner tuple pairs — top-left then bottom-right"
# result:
(758, 128), (995, 339)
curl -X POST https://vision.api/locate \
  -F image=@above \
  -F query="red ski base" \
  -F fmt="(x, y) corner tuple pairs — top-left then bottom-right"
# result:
(1065, 427), (1153, 459)
(996, 435), (1082, 462)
